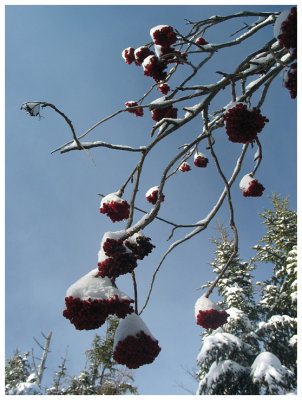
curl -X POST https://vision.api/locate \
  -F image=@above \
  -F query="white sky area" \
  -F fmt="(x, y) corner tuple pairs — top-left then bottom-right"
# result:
(2, 0), (300, 398)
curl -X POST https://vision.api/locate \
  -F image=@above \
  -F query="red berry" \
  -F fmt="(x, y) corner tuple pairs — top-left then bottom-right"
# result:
(113, 314), (161, 369)
(277, 7), (297, 60)
(150, 25), (177, 47)
(151, 106), (177, 122)
(195, 37), (208, 46)
(223, 103), (269, 143)
(195, 296), (229, 330)
(158, 83), (170, 95)
(146, 186), (165, 205)
(179, 162), (191, 172)
(284, 63), (297, 99)
(100, 193), (130, 222)
(63, 272), (134, 330)
(125, 101), (144, 117)
(142, 55), (167, 82)
(194, 152), (209, 168)
(196, 309), (229, 329)
(134, 46), (154, 65)
(122, 47), (135, 64)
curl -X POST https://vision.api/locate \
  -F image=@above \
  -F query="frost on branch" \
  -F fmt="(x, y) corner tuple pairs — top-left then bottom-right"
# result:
(113, 313), (161, 369)
(20, 102), (41, 117)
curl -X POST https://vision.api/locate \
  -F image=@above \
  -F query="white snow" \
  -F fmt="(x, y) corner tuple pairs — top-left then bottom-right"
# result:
(194, 151), (206, 160)
(122, 47), (133, 61)
(246, 77), (264, 91)
(198, 360), (247, 391)
(65, 268), (131, 301)
(145, 186), (159, 197)
(197, 331), (243, 363)
(258, 315), (297, 331)
(288, 335), (297, 347)
(100, 192), (124, 208)
(142, 55), (156, 69)
(150, 97), (172, 107)
(239, 174), (254, 191)
(97, 230), (130, 263)
(251, 351), (293, 387)
(150, 25), (171, 39)
(113, 313), (154, 350)
(226, 307), (252, 330)
(195, 295), (218, 317)
(273, 9), (290, 39)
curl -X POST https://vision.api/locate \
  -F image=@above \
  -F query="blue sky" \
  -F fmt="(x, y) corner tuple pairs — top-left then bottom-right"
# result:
(5, 4), (296, 395)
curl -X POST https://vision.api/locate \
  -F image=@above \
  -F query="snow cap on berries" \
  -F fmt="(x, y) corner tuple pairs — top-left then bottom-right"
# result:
(239, 174), (265, 197)
(142, 55), (167, 82)
(158, 82), (170, 95)
(150, 25), (177, 47)
(223, 102), (269, 143)
(194, 152), (209, 168)
(122, 47), (135, 64)
(274, 7), (297, 60)
(100, 193), (130, 222)
(113, 313), (161, 369)
(195, 295), (229, 329)
(195, 37), (208, 45)
(146, 186), (165, 205)
(179, 161), (191, 172)
(125, 230), (155, 259)
(63, 268), (134, 330)
(134, 46), (154, 65)
(125, 101), (144, 117)
(97, 231), (137, 279)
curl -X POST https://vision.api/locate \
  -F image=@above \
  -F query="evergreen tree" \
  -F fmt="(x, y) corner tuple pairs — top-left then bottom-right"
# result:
(197, 228), (259, 395)
(196, 197), (297, 395)
(5, 351), (41, 395)
(6, 317), (137, 395)
(253, 195), (297, 376)
(49, 316), (137, 395)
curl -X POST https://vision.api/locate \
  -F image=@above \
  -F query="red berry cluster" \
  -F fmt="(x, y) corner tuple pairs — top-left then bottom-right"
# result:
(122, 47), (135, 64)
(158, 83), (170, 95)
(146, 187), (165, 205)
(125, 101), (144, 117)
(196, 309), (229, 330)
(134, 46), (154, 65)
(179, 162), (191, 172)
(63, 295), (134, 330)
(142, 55), (168, 82)
(99, 235), (155, 279)
(223, 103), (269, 143)
(277, 7), (297, 60)
(125, 236), (155, 260)
(151, 25), (177, 47)
(194, 153), (209, 168)
(151, 106), (178, 122)
(100, 197), (130, 223)
(284, 63), (297, 99)
(98, 253), (138, 279)
(242, 179), (265, 197)
(113, 330), (161, 369)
